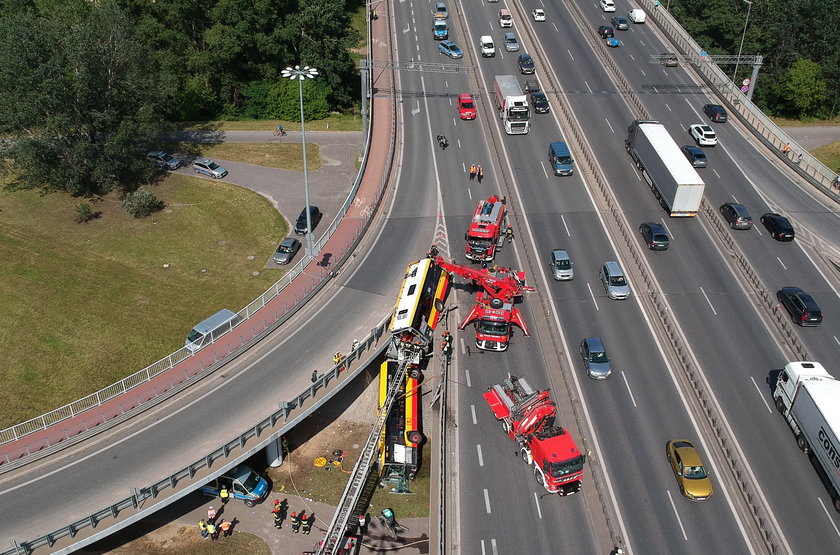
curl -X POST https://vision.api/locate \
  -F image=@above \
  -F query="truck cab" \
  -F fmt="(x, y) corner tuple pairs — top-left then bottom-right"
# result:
(200, 465), (269, 507)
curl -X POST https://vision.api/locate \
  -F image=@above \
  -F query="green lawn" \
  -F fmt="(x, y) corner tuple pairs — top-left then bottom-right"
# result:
(180, 113), (362, 133)
(0, 175), (286, 426)
(812, 141), (840, 172)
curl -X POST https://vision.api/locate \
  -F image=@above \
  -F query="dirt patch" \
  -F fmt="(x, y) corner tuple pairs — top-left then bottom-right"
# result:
(82, 523), (269, 555)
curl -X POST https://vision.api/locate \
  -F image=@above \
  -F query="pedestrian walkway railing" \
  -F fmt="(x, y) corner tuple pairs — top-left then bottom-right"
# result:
(636, 0), (839, 200)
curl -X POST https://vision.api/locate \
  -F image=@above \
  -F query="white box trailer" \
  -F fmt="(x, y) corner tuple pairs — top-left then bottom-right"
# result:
(775, 361), (840, 512)
(494, 75), (530, 135)
(625, 120), (705, 217)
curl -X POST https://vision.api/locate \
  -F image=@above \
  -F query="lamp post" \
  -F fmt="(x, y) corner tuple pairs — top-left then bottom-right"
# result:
(281, 65), (319, 257)
(732, 0), (753, 85)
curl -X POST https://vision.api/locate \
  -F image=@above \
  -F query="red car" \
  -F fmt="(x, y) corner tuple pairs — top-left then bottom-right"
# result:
(457, 94), (476, 120)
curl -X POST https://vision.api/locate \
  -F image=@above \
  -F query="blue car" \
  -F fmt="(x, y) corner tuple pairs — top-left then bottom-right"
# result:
(438, 40), (463, 59)
(606, 37), (622, 48)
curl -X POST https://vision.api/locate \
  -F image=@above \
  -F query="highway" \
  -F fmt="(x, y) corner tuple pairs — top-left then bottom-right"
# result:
(2, 0), (839, 553)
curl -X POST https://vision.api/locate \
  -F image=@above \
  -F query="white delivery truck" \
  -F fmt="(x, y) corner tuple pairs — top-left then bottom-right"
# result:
(494, 75), (530, 135)
(774, 361), (840, 512)
(625, 120), (705, 217)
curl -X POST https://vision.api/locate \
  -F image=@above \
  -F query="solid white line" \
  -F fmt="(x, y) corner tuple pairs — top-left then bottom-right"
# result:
(699, 286), (717, 315)
(483, 488), (491, 513)
(776, 257), (787, 270)
(666, 490), (689, 540)
(750, 376), (772, 413)
(533, 491), (543, 519)
(465, 368), (472, 388)
(587, 282), (599, 311)
(471, 404), (477, 425)
(817, 497), (840, 538)
(476, 444), (484, 467)
(621, 371), (637, 408)
(561, 215), (571, 237)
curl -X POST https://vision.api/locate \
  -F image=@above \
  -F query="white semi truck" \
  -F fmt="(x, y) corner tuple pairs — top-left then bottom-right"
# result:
(625, 120), (705, 217)
(774, 361), (840, 512)
(494, 75), (530, 135)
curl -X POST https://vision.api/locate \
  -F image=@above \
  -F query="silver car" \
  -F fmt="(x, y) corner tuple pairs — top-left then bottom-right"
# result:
(273, 237), (301, 265)
(549, 249), (574, 280)
(503, 32), (520, 52)
(580, 337), (612, 379)
(147, 151), (182, 170)
(600, 260), (630, 300)
(192, 158), (228, 179)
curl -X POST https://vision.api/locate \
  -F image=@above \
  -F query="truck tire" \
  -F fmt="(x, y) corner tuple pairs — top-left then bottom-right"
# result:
(521, 448), (533, 465)
(535, 470), (545, 487)
(245, 499), (256, 508)
(502, 420), (510, 434)
(490, 298), (504, 309)
(834, 496), (840, 513)
(796, 433), (809, 452)
(774, 397), (786, 413)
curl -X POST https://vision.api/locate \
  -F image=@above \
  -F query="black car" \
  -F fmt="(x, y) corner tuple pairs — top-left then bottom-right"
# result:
(523, 78), (539, 93)
(610, 16), (629, 30)
(517, 53), (536, 74)
(776, 287), (823, 326)
(597, 25), (614, 39)
(703, 104), (728, 123)
(531, 92), (550, 113)
(719, 202), (753, 230)
(760, 212), (795, 241)
(294, 205), (322, 235)
(639, 222), (670, 250)
(681, 145), (708, 168)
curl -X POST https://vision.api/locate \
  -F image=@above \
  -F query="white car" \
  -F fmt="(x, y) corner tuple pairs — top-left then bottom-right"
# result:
(689, 124), (718, 146)
(600, 0), (616, 12)
(532, 8), (546, 21)
(628, 8), (646, 23)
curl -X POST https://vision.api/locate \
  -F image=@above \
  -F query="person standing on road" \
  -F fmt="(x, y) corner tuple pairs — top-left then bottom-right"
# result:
(477, 165), (484, 183)
(219, 519), (232, 537)
(207, 521), (218, 540)
(302, 513), (315, 535)
(220, 485), (230, 506)
(469, 164), (476, 181)
(290, 511), (301, 533)
(505, 224), (514, 244)
(199, 519), (208, 539)
(207, 506), (216, 523)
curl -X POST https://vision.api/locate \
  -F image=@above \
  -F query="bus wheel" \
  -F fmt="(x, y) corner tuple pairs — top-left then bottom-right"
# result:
(407, 431), (424, 444)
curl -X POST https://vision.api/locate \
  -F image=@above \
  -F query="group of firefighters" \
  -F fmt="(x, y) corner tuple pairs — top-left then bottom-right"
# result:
(272, 499), (316, 534)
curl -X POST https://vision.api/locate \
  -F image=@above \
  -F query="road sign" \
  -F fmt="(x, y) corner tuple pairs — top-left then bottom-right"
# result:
(740, 85), (749, 93)
(742, 78), (751, 86)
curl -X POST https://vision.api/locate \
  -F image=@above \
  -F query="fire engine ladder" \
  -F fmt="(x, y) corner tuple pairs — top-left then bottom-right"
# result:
(317, 342), (412, 554)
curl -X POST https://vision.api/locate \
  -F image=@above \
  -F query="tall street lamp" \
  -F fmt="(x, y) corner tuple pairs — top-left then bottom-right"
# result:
(281, 65), (319, 257)
(732, 0), (753, 84)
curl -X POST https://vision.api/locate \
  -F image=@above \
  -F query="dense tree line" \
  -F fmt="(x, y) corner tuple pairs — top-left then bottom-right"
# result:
(0, 0), (361, 198)
(671, 0), (838, 119)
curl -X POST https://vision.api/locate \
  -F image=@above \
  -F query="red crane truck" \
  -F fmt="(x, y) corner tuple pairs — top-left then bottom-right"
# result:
(465, 196), (507, 264)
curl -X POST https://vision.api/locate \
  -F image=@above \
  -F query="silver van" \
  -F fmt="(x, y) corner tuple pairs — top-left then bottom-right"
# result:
(185, 308), (241, 352)
(549, 141), (574, 176)
(599, 261), (630, 300)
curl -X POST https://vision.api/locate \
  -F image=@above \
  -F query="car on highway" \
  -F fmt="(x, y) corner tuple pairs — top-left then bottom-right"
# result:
(689, 124), (717, 146)
(580, 337), (612, 380)
(479, 35), (495, 57)
(639, 222), (670, 250)
(531, 91), (550, 113)
(457, 94), (476, 120)
(192, 158), (228, 179)
(600, 0), (616, 12)
(503, 32), (520, 52)
(549, 249), (574, 280)
(434, 2), (447, 19)
(273, 237), (301, 265)
(600, 260), (630, 300)
(760, 212), (795, 241)
(628, 8), (646, 22)
(681, 145), (708, 168)
(438, 40), (463, 59)
(703, 104), (728, 123)
(523, 78), (539, 93)
(517, 53), (536, 74)
(147, 151), (182, 170)
(666, 439), (713, 501)
(598, 25), (615, 39)
(719, 202), (753, 229)
(611, 15), (629, 30)
(606, 37), (622, 48)
(498, 8), (513, 28)
(532, 8), (546, 21)
(776, 287), (823, 326)
(294, 205), (322, 235)
(661, 52), (679, 67)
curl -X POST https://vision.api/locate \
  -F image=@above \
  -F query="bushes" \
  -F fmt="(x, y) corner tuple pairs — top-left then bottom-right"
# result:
(122, 187), (164, 218)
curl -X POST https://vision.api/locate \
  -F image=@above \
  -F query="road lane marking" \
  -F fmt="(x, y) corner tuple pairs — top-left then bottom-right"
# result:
(567, 49), (574, 61)
(459, 336), (466, 353)
(604, 118), (615, 134)
(621, 371), (637, 407)
(750, 376), (772, 412)
(817, 497), (840, 538)
(465, 368), (472, 388)
(699, 286), (717, 315)
(561, 214), (571, 237)
(587, 282), (599, 311)
(471, 404), (477, 425)
(533, 491), (543, 519)
(776, 257), (787, 270)
(477, 443), (484, 466)
(539, 160), (549, 179)
(666, 490), (688, 540)
(483, 488), (491, 513)
(492, 538), (498, 555)
(713, 169), (721, 180)
(660, 218), (674, 239)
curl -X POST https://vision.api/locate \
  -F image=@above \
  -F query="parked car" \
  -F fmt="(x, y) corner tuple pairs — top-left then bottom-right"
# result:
(147, 151), (182, 170)
(580, 337), (612, 380)
(438, 40), (463, 59)
(503, 32), (520, 52)
(532, 8), (546, 21)
(597, 25), (615, 39)
(457, 94), (476, 120)
(689, 124), (717, 146)
(273, 237), (302, 265)
(434, 2), (448, 19)
(611, 16), (629, 30)
(681, 145), (708, 168)
(776, 287), (823, 326)
(760, 212), (795, 241)
(600, 0), (616, 12)
(703, 104), (728, 123)
(192, 158), (228, 179)
(517, 53), (536, 74)
(600, 260), (630, 300)
(661, 52), (678, 67)
(549, 249), (574, 280)
(666, 440), (713, 501)
(531, 92), (550, 113)
(639, 222), (670, 250)
(294, 205), (322, 235)
(719, 203), (752, 229)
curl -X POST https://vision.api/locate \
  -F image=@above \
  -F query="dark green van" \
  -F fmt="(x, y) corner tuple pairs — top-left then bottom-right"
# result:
(549, 141), (574, 176)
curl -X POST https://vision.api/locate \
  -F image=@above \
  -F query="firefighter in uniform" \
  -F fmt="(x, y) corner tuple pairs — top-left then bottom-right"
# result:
(290, 511), (301, 533)
(441, 330), (453, 360)
(505, 224), (514, 244)
(301, 513), (315, 535)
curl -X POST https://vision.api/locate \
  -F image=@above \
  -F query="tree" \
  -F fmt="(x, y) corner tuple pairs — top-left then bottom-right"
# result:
(772, 59), (828, 119)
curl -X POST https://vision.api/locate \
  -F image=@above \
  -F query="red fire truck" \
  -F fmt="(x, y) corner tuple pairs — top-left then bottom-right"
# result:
(483, 374), (585, 494)
(465, 196), (507, 264)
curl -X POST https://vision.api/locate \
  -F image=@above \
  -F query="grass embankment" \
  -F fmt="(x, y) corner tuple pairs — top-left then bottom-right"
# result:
(81, 523), (270, 555)
(186, 142), (322, 172)
(812, 142), (840, 172)
(180, 113), (363, 133)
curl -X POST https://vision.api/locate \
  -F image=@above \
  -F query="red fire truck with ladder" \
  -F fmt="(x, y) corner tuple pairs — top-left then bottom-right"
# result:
(432, 255), (531, 352)
(465, 196), (507, 264)
(483, 374), (586, 494)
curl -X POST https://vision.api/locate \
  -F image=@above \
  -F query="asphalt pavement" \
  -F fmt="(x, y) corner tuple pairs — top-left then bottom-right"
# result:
(781, 125), (839, 150)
